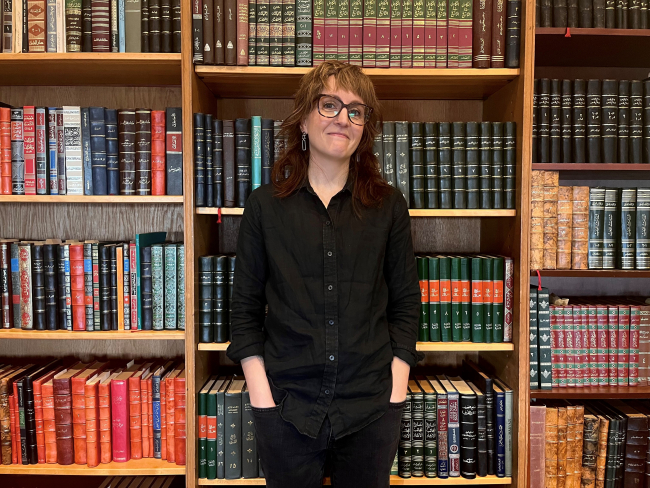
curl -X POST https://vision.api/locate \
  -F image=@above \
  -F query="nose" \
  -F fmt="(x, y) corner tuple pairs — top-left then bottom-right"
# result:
(334, 108), (350, 126)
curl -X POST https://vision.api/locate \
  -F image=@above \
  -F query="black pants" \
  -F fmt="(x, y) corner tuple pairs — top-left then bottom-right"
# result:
(252, 401), (405, 488)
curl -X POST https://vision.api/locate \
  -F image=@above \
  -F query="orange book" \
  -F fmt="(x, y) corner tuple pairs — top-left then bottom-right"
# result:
(160, 375), (167, 460)
(34, 365), (65, 463)
(117, 246), (124, 330)
(71, 361), (108, 464)
(85, 371), (111, 468)
(174, 369), (186, 466)
(9, 394), (18, 464)
(151, 110), (166, 195)
(141, 371), (152, 458)
(99, 369), (124, 464)
(164, 365), (183, 463)
(42, 377), (58, 463)
(128, 363), (153, 460)
(147, 376), (153, 458)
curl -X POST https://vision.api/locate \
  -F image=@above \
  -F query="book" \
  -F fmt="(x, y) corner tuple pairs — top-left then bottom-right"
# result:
(165, 107), (183, 196)
(224, 377), (244, 478)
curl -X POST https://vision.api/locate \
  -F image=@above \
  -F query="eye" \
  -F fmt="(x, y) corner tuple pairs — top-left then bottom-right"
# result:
(348, 108), (362, 119)
(322, 101), (338, 111)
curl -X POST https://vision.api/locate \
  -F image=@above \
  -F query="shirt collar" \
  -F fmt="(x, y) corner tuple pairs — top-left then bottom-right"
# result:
(301, 173), (354, 195)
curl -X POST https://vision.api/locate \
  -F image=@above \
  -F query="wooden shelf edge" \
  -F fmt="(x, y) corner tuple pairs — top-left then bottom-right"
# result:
(0, 196), (184, 203)
(531, 387), (650, 399)
(0, 459), (185, 475)
(532, 163), (650, 171)
(198, 342), (514, 352)
(196, 208), (516, 217)
(198, 475), (512, 485)
(531, 270), (650, 277)
(0, 330), (185, 340)
(0, 53), (182, 62)
(195, 66), (520, 77)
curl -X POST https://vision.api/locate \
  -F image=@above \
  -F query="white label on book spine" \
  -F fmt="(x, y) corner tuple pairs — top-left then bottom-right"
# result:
(63, 106), (83, 194)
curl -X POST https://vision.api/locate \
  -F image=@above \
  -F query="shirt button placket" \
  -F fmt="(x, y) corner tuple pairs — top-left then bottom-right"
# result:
(322, 215), (338, 414)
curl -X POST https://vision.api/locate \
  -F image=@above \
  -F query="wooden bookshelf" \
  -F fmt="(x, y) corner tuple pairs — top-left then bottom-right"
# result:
(530, 270), (650, 278)
(530, 387), (650, 399)
(0, 329), (185, 340)
(0, 196), (184, 204)
(198, 342), (515, 352)
(198, 476), (512, 485)
(0, 459), (185, 476)
(531, 164), (650, 171)
(196, 207), (517, 217)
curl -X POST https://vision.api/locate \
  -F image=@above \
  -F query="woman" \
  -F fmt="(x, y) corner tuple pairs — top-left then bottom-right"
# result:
(226, 60), (422, 487)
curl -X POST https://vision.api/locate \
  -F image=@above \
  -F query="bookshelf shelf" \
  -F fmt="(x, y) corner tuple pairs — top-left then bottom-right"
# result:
(530, 387), (650, 399)
(0, 196), (184, 204)
(0, 330), (185, 340)
(198, 475), (512, 485)
(196, 207), (517, 217)
(194, 66), (520, 99)
(198, 342), (514, 352)
(531, 164), (650, 171)
(0, 53), (182, 86)
(530, 270), (650, 278)
(0, 459), (185, 475)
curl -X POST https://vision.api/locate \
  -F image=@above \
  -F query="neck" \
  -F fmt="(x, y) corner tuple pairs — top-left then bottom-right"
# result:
(307, 153), (350, 192)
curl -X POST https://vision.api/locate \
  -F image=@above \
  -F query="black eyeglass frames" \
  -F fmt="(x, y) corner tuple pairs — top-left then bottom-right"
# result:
(315, 94), (373, 126)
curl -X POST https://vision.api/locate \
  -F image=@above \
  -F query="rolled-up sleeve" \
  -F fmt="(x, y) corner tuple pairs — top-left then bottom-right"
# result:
(226, 193), (268, 363)
(384, 194), (424, 367)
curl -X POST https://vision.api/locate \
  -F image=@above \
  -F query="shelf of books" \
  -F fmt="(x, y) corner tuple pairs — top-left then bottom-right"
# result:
(198, 342), (515, 352)
(197, 475), (512, 485)
(0, 459), (186, 476)
(196, 208), (517, 217)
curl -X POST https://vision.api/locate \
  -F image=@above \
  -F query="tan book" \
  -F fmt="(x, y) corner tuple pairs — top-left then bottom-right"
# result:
(580, 412), (599, 488)
(557, 406), (568, 488)
(572, 186), (590, 270)
(557, 186), (573, 270)
(546, 406), (559, 488)
(595, 416), (609, 488)
(531, 170), (545, 270)
(543, 171), (559, 270)
(530, 405), (547, 488)
(572, 405), (584, 488)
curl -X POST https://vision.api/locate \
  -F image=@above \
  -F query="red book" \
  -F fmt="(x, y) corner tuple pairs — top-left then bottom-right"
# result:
(337, 0), (349, 63)
(550, 305), (558, 386)
(35, 108), (47, 193)
(10, 112), (24, 195)
(630, 305), (641, 387)
(412, 0), (424, 67)
(147, 376), (154, 458)
(563, 307), (575, 387)
(23, 106), (36, 195)
(111, 364), (141, 462)
(53, 363), (89, 465)
(362, 0), (377, 67)
(376, 0), (390, 67)
(586, 305), (598, 386)
(556, 306), (566, 387)
(349, 0), (363, 65)
(458, 0), (472, 67)
(165, 366), (183, 463)
(400, 0), (412, 67)
(596, 304), (609, 386)
(0, 108), (11, 195)
(128, 364), (152, 460)
(639, 305), (650, 387)
(313, 0), (325, 65)
(174, 370), (186, 466)
(236, 0), (249, 65)
(99, 369), (123, 464)
(608, 305), (618, 386)
(130, 243), (138, 330)
(571, 306), (583, 387)
(10, 393), (18, 464)
(71, 362), (108, 464)
(18, 243), (33, 329)
(151, 111), (166, 196)
(161, 374), (167, 460)
(618, 305), (630, 386)
(324, 0), (337, 61)
(85, 371), (110, 468)
(42, 378), (58, 463)
(435, 0), (447, 67)
(424, 0), (436, 67)
(69, 244), (86, 331)
(92, 0), (111, 52)
(490, 0), (504, 67)
(34, 365), (65, 464)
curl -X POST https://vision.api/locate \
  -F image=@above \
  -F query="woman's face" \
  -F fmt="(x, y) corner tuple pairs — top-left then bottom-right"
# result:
(301, 77), (366, 165)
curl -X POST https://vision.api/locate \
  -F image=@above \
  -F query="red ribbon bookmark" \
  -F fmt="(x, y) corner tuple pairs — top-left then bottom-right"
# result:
(565, 27), (571, 37)
(537, 269), (542, 290)
(217, 207), (222, 224)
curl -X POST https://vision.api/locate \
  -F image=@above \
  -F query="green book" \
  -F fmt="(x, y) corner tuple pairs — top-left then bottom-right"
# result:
(376, 0), (390, 65)
(177, 244), (185, 330)
(251, 116), (262, 190)
(470, 257), (483, 343)
(482, 257), (493, 343)
(439, 256), (451, 342)
(412, 0), (425, 66)
(428, 256), (440, 341)
(417, 256), (430, 342)
(296, 0), (313, 66)
(450, 256), (462, 342)
(136, 232), (167, 330)
(151, 244), (165, 331)
(636, 187), (650, 270)
(492, 256), (504, 343)
(619, 188), (636, 269)
(416, 377), (437, 477)
(424, 0), (436, 67)
(164, 244), (178, 330)
(529, 287), (539, 389)
(200, 376), (218, 479)
(216, 377), (232, 479)
(458, 0), (472, 66)
(588, 186), (606, 269)
(447, 0), (460, 66)
(390, 0), (401, 67)
(460, 257), (471, 342)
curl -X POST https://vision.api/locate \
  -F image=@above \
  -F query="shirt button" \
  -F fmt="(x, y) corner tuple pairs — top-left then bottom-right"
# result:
(329, 320), (334, 325)
(328, 285), (333, 291)
(327, 251), (332, 257)
(326, 221), (331, 226)
(325, 390), (330, 395)
(329, 355), (335, 361)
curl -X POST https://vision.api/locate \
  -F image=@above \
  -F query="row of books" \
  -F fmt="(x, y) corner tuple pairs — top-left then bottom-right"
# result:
(95, 476), (179, 488)
(393, 361), (513, 479)
(529, 400), (650, 488)
(374, 121), (516, 210)
(415, 255), (514, 343)
(530, 171), (650, 270)
(0, 232), (186, 331)
(0, 106), (183, 197)
(191, 0), (523, 68)
(536, 0), (650, 29)
(197, 376), (265, 480)
(532, 78), (650, 165)
(0, 358), (186, 466)
(0, 0), (182, 53)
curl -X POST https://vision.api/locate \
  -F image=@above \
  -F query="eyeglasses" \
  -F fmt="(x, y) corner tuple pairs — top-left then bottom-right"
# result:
(315, 94), (373, 126)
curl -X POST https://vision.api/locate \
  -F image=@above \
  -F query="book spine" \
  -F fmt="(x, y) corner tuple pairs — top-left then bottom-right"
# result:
(281, 0), (295, 65)
(251, 116), (261, 191)
(549, 79), (561, 164)
(84, 381), (99, 467)
(194, 113), (206, 207)
(141, 246), (153, 330)
(459, 392), (477, 478)
(561, 79), (572, 163)
(296, 0), (312, 65)
(111, 379), (130, 462)
(637, 188), (650, 270)
(62, 106), (83, 194)
(601, 79), (618, 164)
(390, 0), (401, 67)
(89, 107), (107, 195)
(424, 122), (438, 209)
(465, 122), (479, 209)
(151, 110), (166, 195)
(110, 0), (118, 50)
(3, 0), (13, 53)
(399, 391), (412, 477)
(173, 376), (186, 465)
(172, 0), (181, 51)
(118, 109), (136, 195)
(235, 118), (251, 207)
(81, 108), (92, 195)
(91, 243), (100, 330)
(490, 0), (504, 67)
(121, 243), (130, 330)
(530, 288), (540, 388)
(249, 0), (257, 64)
(11, 108), (25, 195)
(35, 108), (47, 194)
(413, 0), (425, 67)
(312, 0), (323, 64)
(618, 306), (630, 385)
(128, 375), (142, 459)
(92, 0), (111, 51)
(259, 118), (273, 187)
(151, 245), (164, 330)
(98, 380), (111, 462)
(537, 78), (550, 164)
(620, 188), (636, 270)
(375, 0), (389, 67)
(639, 306), (650, 386)
(53, 378), (74, 464)
(630, 80), (643, 164)
(596, 305), (608, 385)
(237, 0), (250, 65)
(99, 245), (110, 330)
(458, 0), (472, 67)
(269, 0), (282, 64)
(1, 243), (13, 329)
(504, 0), (519, 67)
(161, 0), (172, 52)
(135, 109), (152, 195)
(451, 122), (466, 209)
(572, 79), (586, 164)
(395, 121), (410, 205)
(23, 106), (36, 195)
(618, 80), (630, 164)
(382, 121), (396, 187)
(587, 187), (605, 269)
(82, 244), (93, 331)
(0, 108), (12, 194)
(479, 122), (491, 209)
(31, 244), (45, 332)
(424, 0), (437, 67)
(630, 306), (640, 386)
(177, 245), (185, 331)
(447, 391), (460, 476)
(165, 375), (175, 462)
(69, 244), (85, 331)
(152, 374), (162, 458)
(163, 244), (177, 330)
(349, 0), (363, 65)
(18, 244), (33, 329)
(586, 79), (602, 163)
(11, 243), (21, 328)
(608, 305), (618, 385)
(71, 376), (87, 465)
(81, 0), (91, 50)
(491, 122), (503, 209)
(323, 0), (336, 60)
(401, 0), (413, 67)
(43, 380), (59, 462)
(410, 122), (424, 209)
(104, 109), (119, 194)
(149, 0), (161, 53)
(142, 0), (151, 52)
(165, 108), (183, 196)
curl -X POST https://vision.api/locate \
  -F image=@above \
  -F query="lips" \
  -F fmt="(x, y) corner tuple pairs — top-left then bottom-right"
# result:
(327, 132), (349, 139)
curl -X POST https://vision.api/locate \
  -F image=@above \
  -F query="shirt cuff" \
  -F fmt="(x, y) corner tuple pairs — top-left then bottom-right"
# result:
(226, 341), (265, 364)
(391, 341), (425, 368)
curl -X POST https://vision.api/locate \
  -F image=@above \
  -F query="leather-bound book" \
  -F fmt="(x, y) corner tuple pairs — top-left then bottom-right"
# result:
(143, 0), (151, 52)
(84, 371), (109, 467)
(553, 0), (567, 25)
(32, 244), (45, 331)
(70, 244), (86, 331)
(643, 81), (650, 164)
(537, 78), (550, 164)
(249, 0), (258, 65)
(227, 256), (236, 342)
(438, 122), (452, 209)
(10, 108), (25, 195)
(202, 0), (213, 62)
(491, 122), (504, 209)
(224, 377), (244, 478)
(151, 110), (166, 195)
(1, 365), (28, 464)
(616, 0), (628, 27)
(586, 79), (601, 164)
(165, 107), (183, 196)
(450, 122), (466, 209)
(601, 80), (618, 164)
(177, 245), (185, 332)
(629, 80), (643, 165)
(124, 0), (143, 51)
(605, 0), (615, 26)
(53, 363), (89, 465)
(382, 121), (397, 187)
(541, 0), (552, 24)
(89, 107), (108, 195)
(165, 365), (183, 463)
(26, 0), (47, 52)
(557, 186), (572, 270)
(610, 401), (647, 487)
(111, 363), (142, 462)
(135, 109), (152, 195)
(213, 119), (224, 206)
(542, 171), (559, 269)
(593, 0), (606, 25)
(199, 256), (214, 343)
(205, 114), (214, 207)
(105, 109), (120, 195)
(260, 118), (274, 186)
(412, 0), (426, 68)
(151, 245), (165, 331)
(81, 0), (92, 51)
(10, 243), (20, 329)
(99, 369), (122, 463)
(641, 0), (647, 28)
(296, 0), (312, 66)
(65, 0), (83, 51)
(408, 381), (424, 477)
(529, 405), (546, 488)
(550, 79), (561, 164)
(56, 244), (69, 330)
(82, 108), (93, 195)
(163, 244), (177, 331)
(479, 122), (491, 209)
(410, 122), (425, 209)
(141, 246), (153, 330)
(1, 242), (14, 330)
(174, 369), (186, 466)
(473, 0), (492, 68)
(235, 118), (251, 207)
(241, 382), (258, 478)
(20, 362), (56, 464)
(18, 243), (34, 329)
(128, 364), (153, 460)
(503, 122), (516, 210)
(618, 81), (630, 165)
(99, 244), (111, 331)
(374, 125), (384, 179)
(212, 256), (228, 343)
(573, 79), (586, 164)
(446, 0), (458, 68)
(193, 0), (204, 62)
(603, 188), (618, 269)
(595, 414), (609, 487)
(92, 0), (111, 52)
(0, 108), (11, 195)
(149, 0), (161, 52)
(35, 108), (47, 194)
(490, 0), (505, 67)
(636, 188), (650, 270)
(152, 361), (174, 459)
(224, 0), (237, 64)
(93, 243), (101, 330)
(173, 0), (182, 52)
(556, 406), (567, 488)
(161, 0), (172, 52)
(269, 0), (282, 65)
(82, 243), (93, 331)
(281, 0), (296, 66)
(390, 0), (402, 68)
(423, 122), (438, 209)
(194, 113), (206, 207)
(24, 107), (37, 194)
(71, 362), (108, 464)
(143, 371), (153, 456)
(587, 187), (606, 269)
(578, 0), (592, 25)
(504, 0), (520, 68)
(118, 109), (137, 195)
(34, 365), (65, 464)
(630, 305), (641, 385)
(395, 121), (410, 204)
(449, 377), (477, 479)
(373, 0), (388, 68)
(466, 122), (479, 209)
(256, 0), (270, 64)
(619, 188), (636, 270)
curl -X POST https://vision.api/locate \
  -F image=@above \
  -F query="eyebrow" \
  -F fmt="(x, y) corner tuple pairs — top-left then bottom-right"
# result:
(321, 93), (365, 105)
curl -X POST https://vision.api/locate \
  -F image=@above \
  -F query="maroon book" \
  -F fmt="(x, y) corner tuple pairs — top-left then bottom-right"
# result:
(435, 0), (447, 67)
(53, 364), (88, 465)
(490, 0), (505, 67)
(424, 0), (435, 67)
(236, 0), (249, 64)
(458, 0), (472, 67)
(91, 0), (111, 52)
(389, 0), (400, 67)
(337, 0), (349, 63)
(400, 0), (413, 68)
(324, 0), (337, 61)
(362, 0), (376, 67)
(412, 0), (424, 67)
(472, 0), (491, 68)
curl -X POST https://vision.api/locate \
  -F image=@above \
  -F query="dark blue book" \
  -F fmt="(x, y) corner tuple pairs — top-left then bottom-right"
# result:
(105, 109), (120, 195)
(152, 360), (174, 458)
(81, 108), (93, 195)
(89, 107), (107, 195)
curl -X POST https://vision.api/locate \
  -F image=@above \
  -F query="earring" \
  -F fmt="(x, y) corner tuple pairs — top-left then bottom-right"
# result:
(356, 152), (360, 163)
(301, 132), (307, 151)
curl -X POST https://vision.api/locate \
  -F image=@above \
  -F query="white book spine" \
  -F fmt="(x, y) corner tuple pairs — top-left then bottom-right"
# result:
(62, 106), (83, 195)
(13, 0), (21, 53)
(46, 0), (57, 52)
(56, 0), (64, 52)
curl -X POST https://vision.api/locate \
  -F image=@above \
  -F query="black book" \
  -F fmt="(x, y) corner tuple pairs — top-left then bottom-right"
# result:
(491, 122), (504, 210)
(410, 122), (425, 209)
(550, 79), (561, 164)
(223, 120), (236, 207)
(424, 122), (438, 209)
(462, 360), (495, 476)
(641, 0), (648, 27)
(504, 0), (521, 68)
(213, 255), (228, 343)
(199, 256), (214, 343)
(399, 389), (412, 478)
(57, 245), (68, 330)
(573, 79), (587, 164)
(553, 0), (567, 25)
(601, 79), (618, 164)
(25, 360), (60, 463)
(438, 122), (452, 209)
(206, 114), (214, 207)
(630, 80), (643, 165)
(105, 109), (120, 195)
(409, 381), (424, 477)
(216, 377), (231, 479)
(165, 107), (183, 196)
(225, 378), (245, 479)
(588, 187), (606, 269)
(99, 244), (111, 331)
(373, 123), (384, 179)
(537, 78), (550, 164)
(618, 80), (630, 165)
(396, 121), (410, 205)
(536, 0), (541, 24)
(235, 118), (252, 208)
(636, 187), (650, 270)
(594, 0), (607, 24)
(150, 0), (161, 52)
(504, 122), (516, 210)
(195, 113), (206, 207)
(603, 188), (619, 270)
(468, 381), (487, 477)
(466, 122), (479, 209)
(227, 256), (236, 342)
(587, 79), (602, 164)
(561, 79), (572, 163)
(579, 0), (592, 25)
(241, 384), (259, 478)
(213, 119), (224, 207)
(89, 107), (107, 195)
(616, 0), (629, 27)
(415, 377), (437, 478)
(568, 0), (579, 25)
(479, 122), (491, 209)
(31, 244), (45, 331)
(449, 377), (477, 479)
(606, 0), (616, 25)
(532, 79), (538, 164)
(193, 0), (204, 63)
(451, 122), (466, 209)
(172, 0), (182, 52)
(261, 118), (275, 185)
(382, 122), (397, 187)
(82, 0), (92, 51)
(142, 0), (150, 52)
(161, 0), (172, 52)
(620, 188), (636, 270)
(541, 0), (552, 24)
(43, 244), (58, 331)
(141, 245), (153, 330)
(109, 245), (118, 330)
(644, 80), (650, 164)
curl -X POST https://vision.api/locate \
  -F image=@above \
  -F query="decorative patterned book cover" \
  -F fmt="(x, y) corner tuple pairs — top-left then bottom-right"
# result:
(151, 244), (164, 331)
(255, 0), (270, 64)
(164, 244), (177, 330)
(401, 0), (413, 67)
(237, 0), (250, 64)
(0, 108), (12, 195)
(34, 107), (47, 194)
(557, 186), (573, 269)
(65, 0), (82, 51)
(92, 0), (111, 51)
(141, 246), (153, 330)
(428, 377), (447, 477)
(281, 0), (295, 65)
(607, 304), (618, 386)
(9, 108), (24, 195)
(374, 0), (388, 67)
(151, 110), (166, 195)
(389, 0), (400, 67)
(62, 106), (83, 195)
(619, 188), (636, 269)
(312, 0), (324, 64)
(10, 243), (21, 328)
(458, 0), (472, 67)
(165, 107), (183, 196)
(636, 188), (650, 270)
(438, 376), (459, 477)
(409, 380), (424, 477)
(412, 0), (424, 66)
(639, 305), (650, 386)
(323, 0), (337, 60)
(269, 0), (282, 64)
(18, 243), (34, 330)
(398, 388), (412, 477)
(395, 121), (409, 204)
(629, 305), (640, 386)
(296, 0), (312, 65)
(248, 0), (257, 64)
(348, 0), (362, 65)
(22, 106), (36, 195)
(99, 245), (110, 330)
(336, 0), (349, 62)
(415, 377), (437, 478)
(530, 287), (539, 389)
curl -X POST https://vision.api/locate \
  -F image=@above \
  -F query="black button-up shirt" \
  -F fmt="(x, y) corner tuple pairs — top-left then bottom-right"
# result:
(226, 176), (422, 440)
